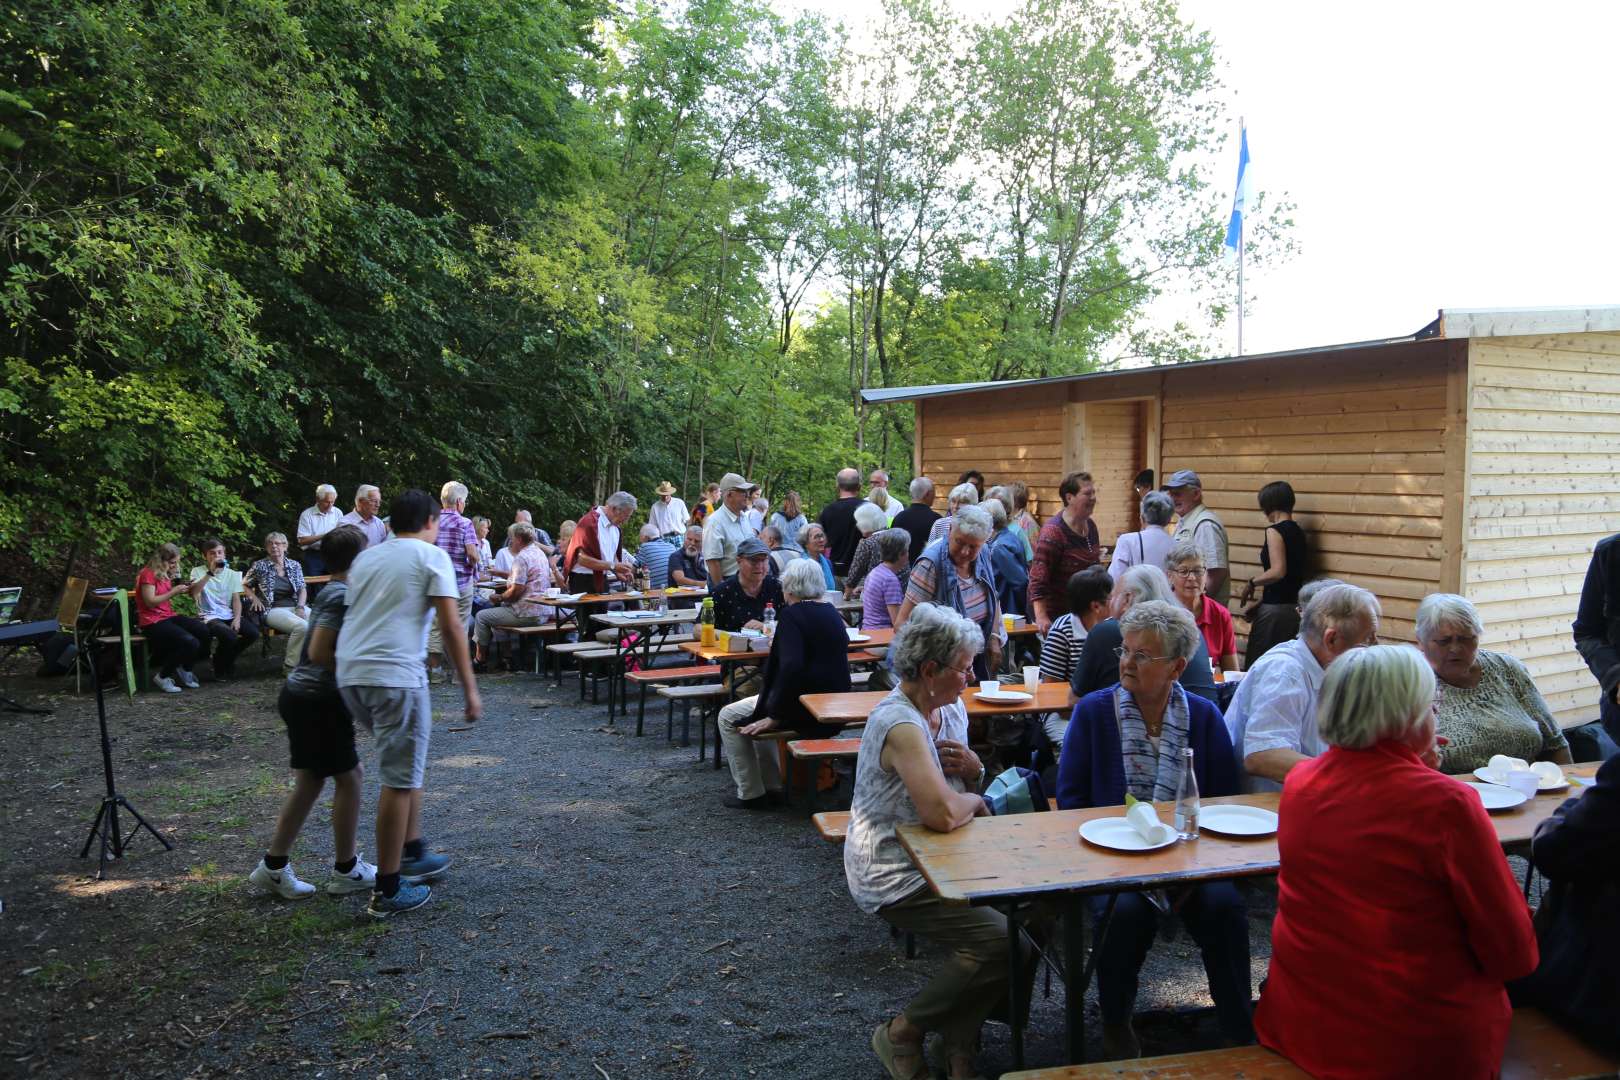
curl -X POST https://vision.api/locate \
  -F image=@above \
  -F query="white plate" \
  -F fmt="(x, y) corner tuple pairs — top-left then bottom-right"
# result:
(973, 689), (1034, 705)
(1079, 817), (1178, 852)
(1198, 805), (1279, 837)
(1464, 781), (1529, 811)
(1472, 766), (1568, 792)
(845, 633), (872, 644)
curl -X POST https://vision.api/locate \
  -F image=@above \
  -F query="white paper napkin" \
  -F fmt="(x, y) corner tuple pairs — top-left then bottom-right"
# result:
(1125, 802), (1173, 845)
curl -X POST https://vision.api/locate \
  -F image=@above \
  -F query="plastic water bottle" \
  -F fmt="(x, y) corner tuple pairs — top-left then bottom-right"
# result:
(1174, 746), (1199, 840)
(699, 597), (716, 646)
(762, 602), (776, 637)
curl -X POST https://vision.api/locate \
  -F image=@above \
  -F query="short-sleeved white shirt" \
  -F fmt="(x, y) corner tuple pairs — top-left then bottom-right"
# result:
(702, 504), (753, 579)
(1222, 636), (1326, 792)
(189, 565), (244, 622)
(336, 538), (458, 689)
(296, 504), (345, 550)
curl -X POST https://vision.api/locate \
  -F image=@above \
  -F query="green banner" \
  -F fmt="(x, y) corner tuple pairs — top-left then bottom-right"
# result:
(114, 589), (135, 698)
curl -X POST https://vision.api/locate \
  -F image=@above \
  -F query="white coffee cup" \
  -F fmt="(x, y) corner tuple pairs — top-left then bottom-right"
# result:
(979, 680), (1000, 697)
(1023, 665), (1040, 691)
(545, 587), (561, 597)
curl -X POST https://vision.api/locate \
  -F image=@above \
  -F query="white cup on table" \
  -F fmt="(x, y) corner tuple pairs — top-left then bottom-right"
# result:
(1505, 771), (1539, 799)
(979, 680), (1000, 697)
(1022, 665), (1040, 692)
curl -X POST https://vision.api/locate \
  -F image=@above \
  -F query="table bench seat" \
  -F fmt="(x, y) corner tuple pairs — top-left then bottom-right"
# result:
(1001, 1007), (1618, 1080)
(788, 738), (861, 761)
(811, 810), (850, 843)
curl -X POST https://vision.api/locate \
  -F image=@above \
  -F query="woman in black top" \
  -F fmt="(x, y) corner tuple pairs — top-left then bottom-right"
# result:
(715, 559), (852, 809)
(1239, 480), (1309, 667)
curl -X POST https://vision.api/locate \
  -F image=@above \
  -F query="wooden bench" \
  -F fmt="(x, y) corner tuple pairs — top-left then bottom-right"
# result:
(811, 810), (850, 843)
(508, 623), (568, 674)
(1000, 1007), (1619, 1080)
(626, 664), (721, 736)
(656, 683), (729, 754)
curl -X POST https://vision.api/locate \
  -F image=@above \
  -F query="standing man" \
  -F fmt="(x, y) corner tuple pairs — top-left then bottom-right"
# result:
(1574, 531), (1620, 742)
(1165, 469), (1231, 605)
(648, 483), (690, 539)
(337, 490), (479, 917)
(817, 468), (866, 578)
(426, 481), (481, 682)
(296, 484), (344, 576)
(633, 523), (677, 589)
(340, 484), (390, 549)
(892, 476), (940, 563)
(565, 491), (636, 593)
(702, 473), (758, 588)
(869, 469), (901, 523)
(1028, 471), (1102, 634)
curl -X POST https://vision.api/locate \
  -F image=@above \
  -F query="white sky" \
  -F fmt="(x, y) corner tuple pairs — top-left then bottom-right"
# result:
(782, 0), (1620, 356)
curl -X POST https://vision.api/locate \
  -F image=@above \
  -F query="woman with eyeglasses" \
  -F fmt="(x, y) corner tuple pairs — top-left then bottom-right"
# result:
(1167, 544), (1239, 675)
(1056, 600), (1251, 1058)
(848, 603), (1022, 1080)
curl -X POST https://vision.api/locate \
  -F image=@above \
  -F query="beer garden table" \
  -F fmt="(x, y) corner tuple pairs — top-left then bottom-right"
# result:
(894, 762), (1602, 1069)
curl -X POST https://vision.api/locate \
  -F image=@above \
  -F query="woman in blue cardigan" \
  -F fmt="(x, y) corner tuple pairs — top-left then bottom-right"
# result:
(1056, 600), (1252, 1059)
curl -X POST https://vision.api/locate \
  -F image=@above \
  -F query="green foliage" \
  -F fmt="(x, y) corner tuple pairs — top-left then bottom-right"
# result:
(1, 0), (1288, 569)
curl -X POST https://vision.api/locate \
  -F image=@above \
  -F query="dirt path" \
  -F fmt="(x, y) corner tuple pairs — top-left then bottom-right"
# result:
(1, 660), (1268, 1078)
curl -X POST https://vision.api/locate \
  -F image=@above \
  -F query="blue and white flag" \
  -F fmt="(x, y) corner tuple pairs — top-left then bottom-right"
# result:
(1222, 124), (1251, 259)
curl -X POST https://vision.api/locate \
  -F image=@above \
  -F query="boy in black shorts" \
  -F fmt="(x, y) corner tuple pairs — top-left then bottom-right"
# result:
(249, 524), (373, 899)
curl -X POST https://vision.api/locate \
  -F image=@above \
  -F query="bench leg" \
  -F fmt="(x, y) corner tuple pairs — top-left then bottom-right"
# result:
(666, 697), (675, 742)
(680, 701), (692, 748)
(698, 701), (707, 762)
(636, 683), (649, 737)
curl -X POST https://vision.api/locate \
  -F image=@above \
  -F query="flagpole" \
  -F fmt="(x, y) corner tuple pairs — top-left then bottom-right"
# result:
(1236, 116), (1245, 357)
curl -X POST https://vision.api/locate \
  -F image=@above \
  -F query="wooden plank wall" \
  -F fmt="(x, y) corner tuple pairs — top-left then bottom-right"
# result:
(1083, 400), (1147, 542)
(1157, 341), (1456, 645)
(1462, 332), (1620, 727)
(918, 385), (1067, 518)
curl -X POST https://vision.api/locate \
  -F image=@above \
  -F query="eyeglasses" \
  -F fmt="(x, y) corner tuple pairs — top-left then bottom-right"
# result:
(1169, 567), (1206, 578)
(937, 662), (974, 680)
(1114, 646), (1176, 665)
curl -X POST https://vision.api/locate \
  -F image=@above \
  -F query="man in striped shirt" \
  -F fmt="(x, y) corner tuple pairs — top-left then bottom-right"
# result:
(1037, 567), (1113, 752)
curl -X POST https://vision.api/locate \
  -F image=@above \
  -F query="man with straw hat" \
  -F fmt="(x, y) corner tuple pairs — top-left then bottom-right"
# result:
(648, 482), (689, 540)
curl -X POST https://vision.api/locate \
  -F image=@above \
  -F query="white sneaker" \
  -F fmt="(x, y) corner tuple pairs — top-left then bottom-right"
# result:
(248, 860), (316, 900)
(177, 668), (201, 689)
(327, 856), (378, 895)
(153, 675), (182, 694)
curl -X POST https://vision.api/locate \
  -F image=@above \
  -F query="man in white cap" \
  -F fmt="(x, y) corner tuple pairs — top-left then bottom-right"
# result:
(648, 482), (689, 539)
(703, 473), (758, 587)
(1165, 468), (1230, 604)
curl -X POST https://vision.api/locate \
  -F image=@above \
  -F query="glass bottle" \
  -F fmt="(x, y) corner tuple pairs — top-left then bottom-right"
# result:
(1173, 746), (1199, 840)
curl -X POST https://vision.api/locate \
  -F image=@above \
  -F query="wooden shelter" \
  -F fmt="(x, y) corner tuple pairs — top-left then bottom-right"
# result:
(863, 306), (1620, 727)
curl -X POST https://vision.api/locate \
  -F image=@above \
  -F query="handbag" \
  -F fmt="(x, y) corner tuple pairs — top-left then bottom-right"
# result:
(983, 766), (1050, 815)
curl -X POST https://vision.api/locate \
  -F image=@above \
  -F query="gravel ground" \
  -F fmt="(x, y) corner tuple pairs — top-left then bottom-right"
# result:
(1, 654), (1281, 1079)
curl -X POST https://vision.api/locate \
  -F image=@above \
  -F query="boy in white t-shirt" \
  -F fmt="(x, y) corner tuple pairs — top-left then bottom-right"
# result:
(338, 489), (482, 918)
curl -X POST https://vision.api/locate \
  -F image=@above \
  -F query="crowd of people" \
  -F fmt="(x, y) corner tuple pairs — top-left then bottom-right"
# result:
(122, 461), (1620, 1071)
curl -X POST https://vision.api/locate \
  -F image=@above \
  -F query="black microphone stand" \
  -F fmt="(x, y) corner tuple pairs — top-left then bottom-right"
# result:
(78, 597), (172, 878)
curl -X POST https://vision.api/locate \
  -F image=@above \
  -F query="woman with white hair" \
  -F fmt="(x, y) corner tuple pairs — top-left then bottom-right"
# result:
(897, 505), (1002, 679)
(843, 502), (902, 597)
(1416, 593), (1572, 773)
(295, 483), (344, 575)
(848, 604), (1015, 1080)
(1107, 491), (1175, 581)
(984, 495), (1030, 617)
(1056, 600), (1251, 1057)
(927, 481), (980, 542)
(248, 532), (310, 674)
(1071, 564), (1219, 702)
(715, 559), (853, 809)
(799, 523), (836, 591)
(1255, 645), (1538, 1077)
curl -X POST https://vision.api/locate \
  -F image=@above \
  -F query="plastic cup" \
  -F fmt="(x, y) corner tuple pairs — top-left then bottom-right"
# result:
(1002, 614), (1014, 634)
(1505, 771), (1539, 799)
(1023, 665), (1040, 691)
(979, 680), (1000, 697)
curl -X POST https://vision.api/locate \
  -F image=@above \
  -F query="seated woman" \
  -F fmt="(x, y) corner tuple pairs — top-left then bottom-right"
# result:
(1416, 593), (1573, 773)
(188, 537), (260, 680)
(800, 524), (837, 591)
(715, 560), (853, 809)
(1071, 564), (1219, 703)
(1256, 645), (1539, 1076)
(1056, 601), (1251, 1058)
(847, 603), (1011, 1080)
(860, 530), (910, 632)
(984, 496), (1030, 618)
(472, 523), (555, 668)
(844, 502), (898, 597)
(248, 532), (310, 674)
(1514, 753), (1620, 1052)
(1038, 566), (1113, 751)
(1238, 480), (1308, 666)
(1108, 491), (1175, 581)
(897, 505), (1002, 679)
(137, 543), (211, 693)
(1167, 544), (1238, 674)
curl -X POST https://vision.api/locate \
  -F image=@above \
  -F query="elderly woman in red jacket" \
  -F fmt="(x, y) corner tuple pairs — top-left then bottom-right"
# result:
(1256, 644), (1538, 1078)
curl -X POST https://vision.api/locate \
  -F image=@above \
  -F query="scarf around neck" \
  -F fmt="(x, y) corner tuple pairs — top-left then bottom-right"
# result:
(1113, 681), (1192, 801)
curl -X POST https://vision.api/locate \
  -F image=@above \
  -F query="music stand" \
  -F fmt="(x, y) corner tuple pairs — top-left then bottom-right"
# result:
(77, 597), (171, 878)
